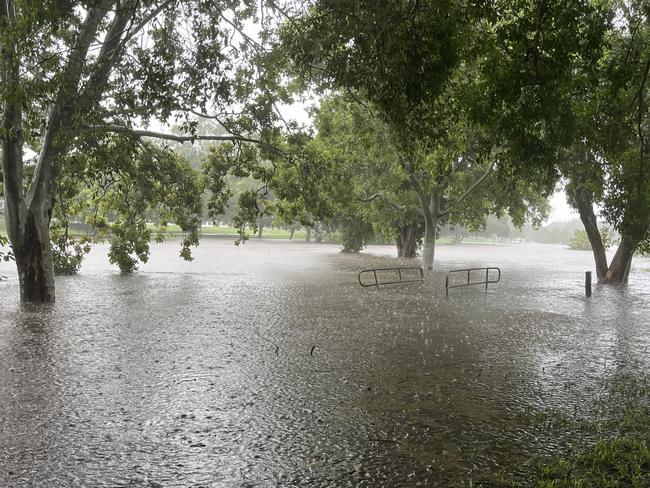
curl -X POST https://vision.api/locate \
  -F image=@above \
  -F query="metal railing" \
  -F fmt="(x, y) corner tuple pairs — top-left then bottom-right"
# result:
(445, 267), (501, 296)
(358, 266), (424, 288)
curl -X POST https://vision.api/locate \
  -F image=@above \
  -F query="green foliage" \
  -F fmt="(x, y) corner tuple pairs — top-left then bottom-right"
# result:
(569, 228), (614, 251)
(60, 136), (203, 273)
(281, 0), (463, 144)
(0, 232), (13, 263)
(338, 216), (374, 253)
(50, 227), (91, 275)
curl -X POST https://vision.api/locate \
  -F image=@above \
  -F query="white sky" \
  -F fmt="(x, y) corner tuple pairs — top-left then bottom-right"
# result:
(549, 190), (578, 222)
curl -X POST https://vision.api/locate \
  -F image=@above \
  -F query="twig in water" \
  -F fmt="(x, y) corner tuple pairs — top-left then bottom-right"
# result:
(310, 346), (316, 356)
(255, 328), (279, 356)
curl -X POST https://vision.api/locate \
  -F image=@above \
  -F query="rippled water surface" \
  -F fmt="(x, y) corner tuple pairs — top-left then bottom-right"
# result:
(1, 240), (649, 487)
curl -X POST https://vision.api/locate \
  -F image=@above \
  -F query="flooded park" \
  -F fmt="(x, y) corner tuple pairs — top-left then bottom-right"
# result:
(1, 239), (649, 487)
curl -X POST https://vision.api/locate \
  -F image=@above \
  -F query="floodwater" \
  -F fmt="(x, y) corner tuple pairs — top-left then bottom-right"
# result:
(0, 239), (649, 487)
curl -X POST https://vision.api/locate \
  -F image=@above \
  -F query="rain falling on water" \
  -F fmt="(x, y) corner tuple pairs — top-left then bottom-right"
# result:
(1, 239), (649, 487)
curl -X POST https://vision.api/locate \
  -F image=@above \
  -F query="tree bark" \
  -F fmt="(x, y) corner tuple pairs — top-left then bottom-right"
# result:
(13, 211), (55, 302)
(421, 212), (437, 272)
(315, 222), (323, 243)
(601, 237), (635, 285)
(396, 222), (420, 257)
(306, 226), (312, 242)
(573, 186), (609, 280)
(421, 190), (440, 273)
(257, 222), (264, 238)
(410, 179), (439, 273)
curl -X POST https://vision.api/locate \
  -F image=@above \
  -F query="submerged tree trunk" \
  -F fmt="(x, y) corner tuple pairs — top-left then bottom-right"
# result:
(12, 211), (56, 302)
(569, 185), (637, 285)
(601, 238), (635, 285)
(573, 187), (609, 280)
(396, 222), (420, 257)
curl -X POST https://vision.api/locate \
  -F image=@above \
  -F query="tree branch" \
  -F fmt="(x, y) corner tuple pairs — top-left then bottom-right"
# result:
(27, 2), (112, 209)
(1, 0), (26, 244)
(121, 0), (178, 46)
(439, 161), (494, 217)
(219, 12), (268, 52)
(80, 124), (265, 145)
(358, 191), (420, 214)
(79, 0), (137, 107)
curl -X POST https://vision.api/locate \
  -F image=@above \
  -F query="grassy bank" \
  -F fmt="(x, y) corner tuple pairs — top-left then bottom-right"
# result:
(523, 374), (650, 487)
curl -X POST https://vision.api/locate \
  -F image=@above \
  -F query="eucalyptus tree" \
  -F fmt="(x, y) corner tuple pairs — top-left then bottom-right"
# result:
(1, 1), (287, 302)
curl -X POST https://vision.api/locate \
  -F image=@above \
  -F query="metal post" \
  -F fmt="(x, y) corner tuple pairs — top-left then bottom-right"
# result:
(445, 275), (449, 297)
(467, 269), (470, 285)
(373, 269), (378, 288)
(585, 271), (592, 297)
(398, 268), (402, 282)
(485, 268), (489, 291)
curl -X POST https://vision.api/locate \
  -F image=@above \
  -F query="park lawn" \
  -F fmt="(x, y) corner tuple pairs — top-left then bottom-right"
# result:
(158, 224), (308, 240)
(0, 219), (309, 241)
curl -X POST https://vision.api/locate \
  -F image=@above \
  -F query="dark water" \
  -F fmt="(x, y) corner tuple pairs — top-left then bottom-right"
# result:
(1, 240), (649, 487)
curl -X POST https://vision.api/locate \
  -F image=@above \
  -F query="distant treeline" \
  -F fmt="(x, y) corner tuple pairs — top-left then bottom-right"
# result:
(438, 217), (596, 246)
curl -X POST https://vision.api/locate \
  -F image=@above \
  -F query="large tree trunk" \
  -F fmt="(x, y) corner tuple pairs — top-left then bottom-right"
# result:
(573, 186), (609, 280)
(305, 226), (312, 242)
(12, 211), (55, 302)
(396, 222), (420, 257)
(315, 222), (323, 243)
(601, 238), (635, 285)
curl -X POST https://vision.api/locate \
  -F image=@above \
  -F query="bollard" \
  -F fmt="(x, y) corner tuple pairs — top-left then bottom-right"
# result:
(585, 271), (592, 297)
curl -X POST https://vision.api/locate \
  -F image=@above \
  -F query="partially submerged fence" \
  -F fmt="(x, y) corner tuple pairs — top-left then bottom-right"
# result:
(358, 266), (424, 288)
(445, 267), (501, 296)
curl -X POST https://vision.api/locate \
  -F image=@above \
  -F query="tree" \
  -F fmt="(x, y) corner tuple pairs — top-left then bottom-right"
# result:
(279, 0), (605, 272)
(563, 0), (650, 284)
(300, 94), (549, 268)
(1, 1), (285, 302)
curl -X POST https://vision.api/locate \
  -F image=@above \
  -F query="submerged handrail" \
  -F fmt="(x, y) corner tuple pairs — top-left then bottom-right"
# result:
(358, 266), (424, 288)
(445, 267), (501, 296)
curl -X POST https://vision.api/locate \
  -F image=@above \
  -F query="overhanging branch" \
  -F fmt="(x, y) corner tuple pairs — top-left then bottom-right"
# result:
(439, 161), (494, 217)
(359, 191), (421, 215)
(80, 125), (265, 145)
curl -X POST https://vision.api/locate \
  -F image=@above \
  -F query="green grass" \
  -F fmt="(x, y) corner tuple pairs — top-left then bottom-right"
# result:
(158, 224), (308, 240)
(529, 375), (650, 488)
(0, 218), (309, 241)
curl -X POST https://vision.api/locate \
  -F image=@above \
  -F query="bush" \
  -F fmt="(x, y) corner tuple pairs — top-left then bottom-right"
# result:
(51, 231), (91, 275)
(569, 228), (613, 250)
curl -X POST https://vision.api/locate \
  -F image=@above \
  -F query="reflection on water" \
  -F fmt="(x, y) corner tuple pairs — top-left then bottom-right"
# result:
(1, 241), (649, 486)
